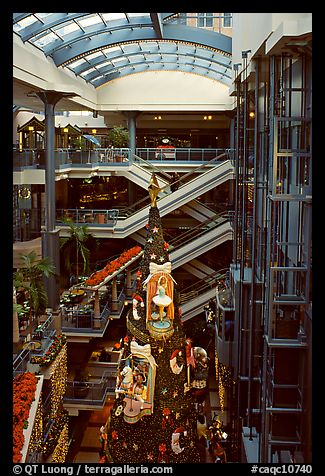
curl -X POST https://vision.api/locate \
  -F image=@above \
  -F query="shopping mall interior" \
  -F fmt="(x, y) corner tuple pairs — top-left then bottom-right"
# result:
(11, 12), (312, 468)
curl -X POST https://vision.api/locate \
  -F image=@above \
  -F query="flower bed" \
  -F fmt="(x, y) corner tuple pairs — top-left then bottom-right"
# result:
(30, 334), (67, 367)
(84, 246), (142, 287)
(13, 372), (38, 463)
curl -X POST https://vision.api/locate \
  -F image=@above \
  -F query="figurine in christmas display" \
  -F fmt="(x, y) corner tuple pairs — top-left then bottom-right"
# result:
(132, 293), (144, 320)
(152, 275), (172, 321)
(171, 426), (188, 454)
(131, 370), (147, 409)
(115, 365), (133, 397)
(169, 349), (184, 374)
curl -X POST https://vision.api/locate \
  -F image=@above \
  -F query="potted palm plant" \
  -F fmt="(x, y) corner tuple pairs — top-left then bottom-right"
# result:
(59, 219), (98, 286)
(108, 126), (129, 162)
(13, 251), (56, 341)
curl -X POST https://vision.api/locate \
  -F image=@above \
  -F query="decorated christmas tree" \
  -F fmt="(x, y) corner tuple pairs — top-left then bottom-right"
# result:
(106, 174), (208, 464)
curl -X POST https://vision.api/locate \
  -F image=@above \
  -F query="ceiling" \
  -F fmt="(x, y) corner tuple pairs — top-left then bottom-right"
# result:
(13, 13), (232, 89)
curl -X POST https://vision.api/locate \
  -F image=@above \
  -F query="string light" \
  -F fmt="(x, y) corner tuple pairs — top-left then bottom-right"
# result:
(28, 397), (43, 455)
(51, 422), (69, 463)
(50, 344), (68, 419)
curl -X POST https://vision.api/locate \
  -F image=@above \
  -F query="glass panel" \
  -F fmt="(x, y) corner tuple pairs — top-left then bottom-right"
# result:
(55, 22), (80, 37)
(85, 51), (103, 61)
(68, 58), (87, 69)
(101, 13), (126, 22)
(98, 60), (113, 69)
(31, 31), (59, 48)
(14, 15), (39, 31)
(223, 13), (232, 28)
(128, 13), (150, 20)
(111, 57), (127, 66)
(80, 67), (96, 76)
(78, 14), (102, 28)
(102, 45), (122, 55)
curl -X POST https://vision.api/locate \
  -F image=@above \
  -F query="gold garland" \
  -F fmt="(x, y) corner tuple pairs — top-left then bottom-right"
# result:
(51, 422), (69, 463)
(50, 344), (67, 419)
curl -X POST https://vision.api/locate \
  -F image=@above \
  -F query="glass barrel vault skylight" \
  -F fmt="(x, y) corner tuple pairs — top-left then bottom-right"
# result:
(13, 13), (232, 87)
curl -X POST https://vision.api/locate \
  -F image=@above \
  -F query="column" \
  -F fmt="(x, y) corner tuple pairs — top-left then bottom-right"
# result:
(125, 269), (132, 298)
(93, 290), (101, 329)
(124, 111), (139, 206)
(35, 91), (76, 311)
(125, 111), (139, 158)
(111, 277), (118, 312)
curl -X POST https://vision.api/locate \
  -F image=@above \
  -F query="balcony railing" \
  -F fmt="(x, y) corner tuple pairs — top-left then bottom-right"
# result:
(13, 313), (56, 376)
(56, 208), (119, 226)
(64, 369), (117, 404)
(13, 147), (234, 169)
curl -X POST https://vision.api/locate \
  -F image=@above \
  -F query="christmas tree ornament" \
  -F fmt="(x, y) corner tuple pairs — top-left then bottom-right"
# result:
(158, 443), (168, 463)
(132, 294), (144, 320)
(171, 426), (187, 454)
(148, 173), (160, 207)
(169, 349), (184, 374)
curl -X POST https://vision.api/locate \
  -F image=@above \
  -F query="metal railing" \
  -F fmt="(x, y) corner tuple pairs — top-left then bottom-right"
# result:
(13, 147), (234, 169)
(64, 369), (117, 403)
(56, 208), (119, 226)
(136, 147), (230, 162)
(13, 313), (56, 375)
(13, 148), (131, 169)
(13, 209), (45, 242)
(179, 268), (228, 304)
(168, 211), (231, 251)
(61, 289), (122, 332)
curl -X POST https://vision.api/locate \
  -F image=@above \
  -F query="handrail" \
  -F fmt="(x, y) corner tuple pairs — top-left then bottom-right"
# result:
(56, 208), (119, 226)
(178, 270), (228, 307)
(132, 153), (172, 181)
(168, 211), (231, 250)
(180, 268), (229, 293)
(118, 151), (233, 217)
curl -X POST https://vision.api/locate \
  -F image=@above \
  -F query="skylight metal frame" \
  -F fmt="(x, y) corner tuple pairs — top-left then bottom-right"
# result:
(13, 12), (232, 87)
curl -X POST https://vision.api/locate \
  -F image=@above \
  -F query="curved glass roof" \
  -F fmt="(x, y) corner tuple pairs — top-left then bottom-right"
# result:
(13, 13), (232, 87)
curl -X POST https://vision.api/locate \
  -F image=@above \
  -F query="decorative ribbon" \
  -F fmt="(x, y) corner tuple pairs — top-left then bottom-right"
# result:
(149, 261), (172, 275)
(143, 261), (176, 286)
(130, 341), (152, 357)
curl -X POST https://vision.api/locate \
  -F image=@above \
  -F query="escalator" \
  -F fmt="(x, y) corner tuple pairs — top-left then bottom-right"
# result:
(108, 160), (234, 238)
(168, 212), (233, 268)
(178, 269), (228, 321)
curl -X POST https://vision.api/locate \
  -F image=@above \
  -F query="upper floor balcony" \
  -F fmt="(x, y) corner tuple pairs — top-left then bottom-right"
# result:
(13, 147), (234, 171)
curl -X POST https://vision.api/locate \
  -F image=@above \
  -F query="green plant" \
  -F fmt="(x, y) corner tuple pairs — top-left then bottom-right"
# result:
(60, 219), (98, 283)
(108, 126), (129, 148)
(13, 251), (56, 318)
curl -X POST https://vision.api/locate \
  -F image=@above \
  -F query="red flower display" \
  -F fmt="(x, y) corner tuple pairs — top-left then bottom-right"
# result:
(85, 246), (142, 286)
(13, 372), (38, 463)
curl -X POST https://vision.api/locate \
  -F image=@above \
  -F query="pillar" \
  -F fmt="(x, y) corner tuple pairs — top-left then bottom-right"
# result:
(93, 290), (101, 328)
(125, 111), (139, 158)
(111, 277), (118, 312)
(36, 90), (76, 310)
(126, 269), (132, 298)
(124, 111), (140, 206)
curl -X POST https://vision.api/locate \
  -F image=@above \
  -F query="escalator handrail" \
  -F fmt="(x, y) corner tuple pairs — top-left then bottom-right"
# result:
(119, 150), (234, 217)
